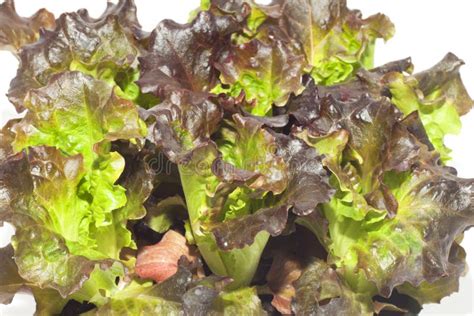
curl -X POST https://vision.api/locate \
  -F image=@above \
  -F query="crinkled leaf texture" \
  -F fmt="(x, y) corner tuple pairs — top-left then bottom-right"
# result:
(8, 0), (144, 111)
(292, 86), (402, 219)
(0, 244), (70, 314)
(0, 71), (146, 304)
(259, 0), (394, 85)
(1, 0), (474, 314)
(214, 36), (305, 116)
(287, 55), (474, 312)
(297, 54), (473, 162)
(143, 82), (333, 287)
(137, 10), (242, 98)
(388, 53), (473, 161)
(84, 259), (265, 315)
(293, 259), (373, 315)
(0, 0), (55, 54)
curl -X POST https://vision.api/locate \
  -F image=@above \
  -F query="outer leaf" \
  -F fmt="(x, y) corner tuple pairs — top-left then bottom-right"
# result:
(0, 146), (129, 301)
(84, 274), (182, 315)
(0, 120), (30, 226)
(77, 0), (147, 42)
(415, 52), (473, 115)
(388, 53), (473, 160)
(137, 10), (242, 97)
(262, 0), (394, 84)
(293, 259), (372, 315)
(69, 262), (126, 307)
(1, 73), (147, 298)
(397, 242), (467, 305)
(0, 244), (69, 314)
(200, 0), (261, 26)
(5, 147), (90, 251)
(8, 3), (142, 111)
(87, 294), (182, 315)
(214, 38), (305, 116)
(292, 84), (401, 218)
(13, 72), (145, 165)
(143, 92), (222, 164)
(0, 245), (25, 305)
(31, 288), (68, 316)
(12, 225), (96, 297)
(0, 0), (55, 54)
(87, 259), (263, 315)
(325, 161), (474, 299)
(312, 54), (473, 161)
(9, 72), (145, 259)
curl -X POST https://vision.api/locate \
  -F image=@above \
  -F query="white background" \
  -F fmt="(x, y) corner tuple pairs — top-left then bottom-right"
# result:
(1, 1), (473, 315)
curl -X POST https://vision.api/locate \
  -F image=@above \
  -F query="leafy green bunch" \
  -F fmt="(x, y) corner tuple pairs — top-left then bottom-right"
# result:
(1, 0), (473, 315)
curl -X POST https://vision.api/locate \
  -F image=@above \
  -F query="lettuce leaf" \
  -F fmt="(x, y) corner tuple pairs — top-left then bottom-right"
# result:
(257, 0), (394, 85)
(7, 0), (144, 111)
(0, 72), (147, 305)
(137, 10), (242, 98)
(388, 53), (472, 161)
(0, 0), (55, 55)
(1, 0), (473, 314)
(213, 37), (305, 116)
(293, 259), (373, 315)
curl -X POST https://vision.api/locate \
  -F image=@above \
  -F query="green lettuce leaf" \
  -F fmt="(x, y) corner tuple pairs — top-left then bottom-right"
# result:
(210, 287), (265, 315)
(0, 146), (123, 299)
(211, 127), (334, 250)
(84, 259), (264, 315)
(11, 72), (145, 259)
(144, 196), (188, 234)
(13, 71), (145, 168)
(12, 224), (97, 297)
(0, 71), (148, 305)
(174, 114), (332, 287)
(177, 141), (270, 288)
(388, 53), (473, 161)
(289, 59), (474, 310)
(323, 150), (474, 303)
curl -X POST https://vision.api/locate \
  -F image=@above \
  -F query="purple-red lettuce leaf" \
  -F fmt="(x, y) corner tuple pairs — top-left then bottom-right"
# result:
(8, 0), (145, 111)
(213, 38), (305, 116)
(137, 10), (242, 98)
(292, 87), (402, 220)
(0, 0), (55, 55)
(257, 0), (394, 85)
